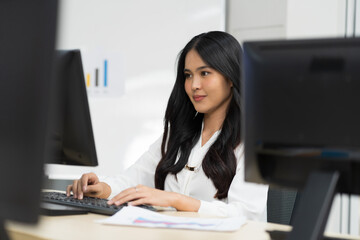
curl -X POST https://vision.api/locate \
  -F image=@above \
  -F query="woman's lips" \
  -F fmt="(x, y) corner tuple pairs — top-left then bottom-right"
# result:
(193, 95), (206, 102)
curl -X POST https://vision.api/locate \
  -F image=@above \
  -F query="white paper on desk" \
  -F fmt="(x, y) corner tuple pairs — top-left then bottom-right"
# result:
(96, 206), (245, 231)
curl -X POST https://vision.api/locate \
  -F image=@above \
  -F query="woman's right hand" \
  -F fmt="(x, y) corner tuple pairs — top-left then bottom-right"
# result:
(66, 172), (111, 199)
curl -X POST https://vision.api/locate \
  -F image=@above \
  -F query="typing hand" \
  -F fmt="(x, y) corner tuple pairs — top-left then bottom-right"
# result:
(66, 172), (111, 200)
(107, 184), (176, 208)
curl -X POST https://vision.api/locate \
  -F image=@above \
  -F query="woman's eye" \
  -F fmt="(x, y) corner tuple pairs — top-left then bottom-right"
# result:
(184, 73), (192, 79)
(201, 71), (210, 77)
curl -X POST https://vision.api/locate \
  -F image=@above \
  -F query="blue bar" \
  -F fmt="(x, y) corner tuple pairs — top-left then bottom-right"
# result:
(104, 59), (108, 87)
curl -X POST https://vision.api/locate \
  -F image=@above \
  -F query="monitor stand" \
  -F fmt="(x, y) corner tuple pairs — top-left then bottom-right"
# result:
(287, 170), (339, 240)
(42, 175), (74, 191)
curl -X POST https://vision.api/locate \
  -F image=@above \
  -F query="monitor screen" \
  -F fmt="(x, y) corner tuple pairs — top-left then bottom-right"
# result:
(242, 37), (360, 239)
(242, 37), (360, 193)
(0, 0), (58, 231)
(46, 50), (98, 167)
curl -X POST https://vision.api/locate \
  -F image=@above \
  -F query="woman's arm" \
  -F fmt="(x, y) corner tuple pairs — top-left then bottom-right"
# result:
(67, 136), (163, 200)
(107, 184), (201, 212)
(102, 135), (164, 199)
(197, 180), (268, 219)
(197, 146), (269, 220)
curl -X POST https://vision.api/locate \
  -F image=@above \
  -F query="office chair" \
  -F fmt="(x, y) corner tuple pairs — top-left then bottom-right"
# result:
(267, 187), (298, 225)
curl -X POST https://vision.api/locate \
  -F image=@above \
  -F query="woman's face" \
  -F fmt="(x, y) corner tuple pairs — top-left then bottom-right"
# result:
(184, 49), (233, 117)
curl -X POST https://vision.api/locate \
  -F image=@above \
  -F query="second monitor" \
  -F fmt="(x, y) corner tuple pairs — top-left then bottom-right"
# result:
(242, 37), (360, 240)
(47, 49), (98, 167)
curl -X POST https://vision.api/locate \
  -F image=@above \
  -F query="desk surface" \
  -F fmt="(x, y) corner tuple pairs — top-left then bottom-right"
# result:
(6, 211), (360, 240)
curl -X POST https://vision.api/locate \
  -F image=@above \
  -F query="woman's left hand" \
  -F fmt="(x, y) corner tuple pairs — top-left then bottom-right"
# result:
(107, 185), (177, 208)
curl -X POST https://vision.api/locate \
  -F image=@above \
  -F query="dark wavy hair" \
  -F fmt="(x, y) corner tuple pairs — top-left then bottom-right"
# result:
(154, 31), (242, 199)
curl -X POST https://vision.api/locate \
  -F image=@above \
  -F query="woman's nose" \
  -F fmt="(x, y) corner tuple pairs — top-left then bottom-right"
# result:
(191, 76), (201, 90)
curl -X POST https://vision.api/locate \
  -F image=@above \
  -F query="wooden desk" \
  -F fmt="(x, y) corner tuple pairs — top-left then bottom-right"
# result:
(5, 211), (360, 240)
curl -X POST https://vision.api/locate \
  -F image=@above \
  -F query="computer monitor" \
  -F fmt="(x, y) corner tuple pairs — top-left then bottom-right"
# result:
(40, 50), (100, 214)
(0, 0), (58, 238)
(46, 49), (98, 167)
(242, 37), (360, 240)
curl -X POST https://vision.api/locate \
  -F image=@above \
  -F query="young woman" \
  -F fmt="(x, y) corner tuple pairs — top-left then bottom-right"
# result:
(67, 31), (268, 220)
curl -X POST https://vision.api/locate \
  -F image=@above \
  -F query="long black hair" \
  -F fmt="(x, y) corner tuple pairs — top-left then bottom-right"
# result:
(154, 31), (242, 199)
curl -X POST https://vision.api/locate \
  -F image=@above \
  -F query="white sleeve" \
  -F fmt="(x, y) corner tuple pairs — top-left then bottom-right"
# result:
(101, 135), (163, 200)
(198, 146), (269, 221)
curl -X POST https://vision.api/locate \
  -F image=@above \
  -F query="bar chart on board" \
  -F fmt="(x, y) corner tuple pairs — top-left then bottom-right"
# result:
(81, 49), (124, 98)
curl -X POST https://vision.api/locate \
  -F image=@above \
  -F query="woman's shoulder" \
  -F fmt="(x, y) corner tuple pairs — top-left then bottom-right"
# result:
(146, 134), (164, 154)
(234, 143), (244, 165)
(234, 143), (244, 156)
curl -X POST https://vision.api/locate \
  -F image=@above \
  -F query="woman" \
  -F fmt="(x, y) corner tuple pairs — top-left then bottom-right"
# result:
(67, 31), (268, 220)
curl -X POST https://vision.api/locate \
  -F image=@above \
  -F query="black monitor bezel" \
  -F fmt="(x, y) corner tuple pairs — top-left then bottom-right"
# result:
(46, 49), (98, 167)
(242, 37), (360, 194)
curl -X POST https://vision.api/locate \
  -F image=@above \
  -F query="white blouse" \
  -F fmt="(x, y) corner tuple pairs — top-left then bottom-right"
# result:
(103, 131), (268, 221)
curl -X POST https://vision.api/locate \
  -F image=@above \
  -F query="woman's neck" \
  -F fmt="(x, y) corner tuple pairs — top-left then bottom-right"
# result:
(201, 94), (232, 146)
(201, 113), (226, 146)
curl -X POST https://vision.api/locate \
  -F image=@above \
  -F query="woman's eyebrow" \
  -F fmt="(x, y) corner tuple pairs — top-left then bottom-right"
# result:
(184, 66), (210, 72)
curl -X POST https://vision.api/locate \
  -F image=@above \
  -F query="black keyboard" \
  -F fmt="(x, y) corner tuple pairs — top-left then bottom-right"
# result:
(41, 191), (156, 216)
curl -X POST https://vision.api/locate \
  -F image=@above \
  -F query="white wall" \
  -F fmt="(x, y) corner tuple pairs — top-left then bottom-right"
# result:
(357, 0), (360, 35)
(226, 0), (345, 42)
(286, 0), (346, 38)
(226, 0), (287, 43)
(46, 0), (226, 178)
